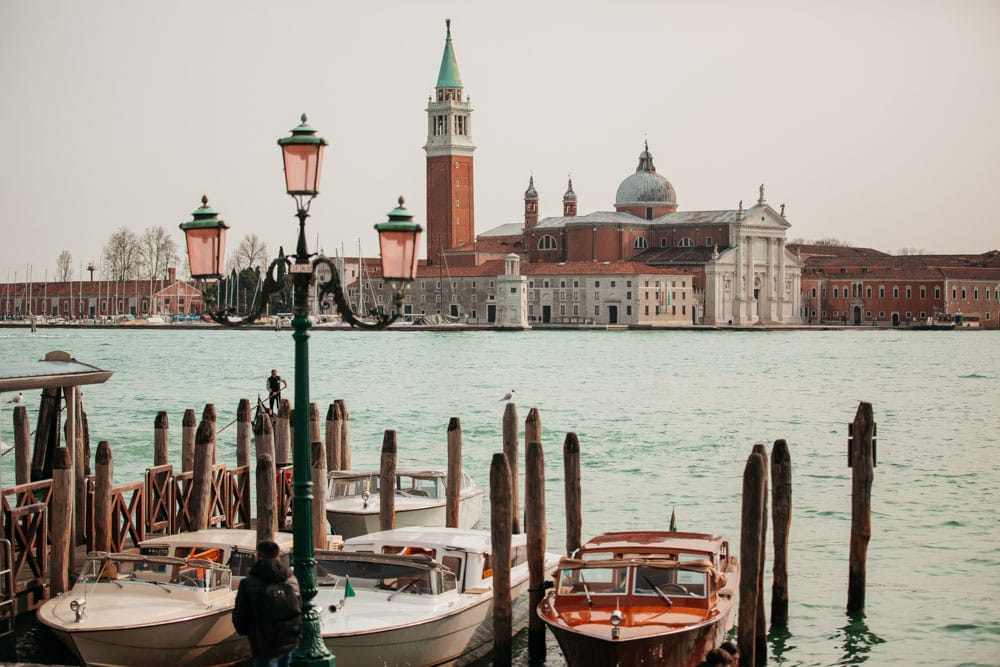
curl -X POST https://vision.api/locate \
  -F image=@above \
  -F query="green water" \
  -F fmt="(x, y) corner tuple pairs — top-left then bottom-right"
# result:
(1, 326), (997, 666)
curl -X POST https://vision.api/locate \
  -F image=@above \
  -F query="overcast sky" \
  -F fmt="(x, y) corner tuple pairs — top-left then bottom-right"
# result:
(2, 0), (998, 281)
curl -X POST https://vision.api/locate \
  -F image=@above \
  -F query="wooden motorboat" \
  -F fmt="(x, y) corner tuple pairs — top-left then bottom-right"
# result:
(537, 531), (739, 667)
(37, 528), (292, 667)
(325, 468), (484, 539)
(313, 526), (561, 666)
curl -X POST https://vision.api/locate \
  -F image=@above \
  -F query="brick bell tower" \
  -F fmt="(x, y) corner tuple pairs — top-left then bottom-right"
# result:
(424, 19), (476, 265)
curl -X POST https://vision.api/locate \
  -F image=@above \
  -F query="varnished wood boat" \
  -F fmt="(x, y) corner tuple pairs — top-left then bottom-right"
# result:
(537, 530), (739, 667)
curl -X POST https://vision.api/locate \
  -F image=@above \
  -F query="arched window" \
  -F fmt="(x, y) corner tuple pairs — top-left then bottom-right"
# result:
(538, 235), (557, 250)
(634, 237), (648, 249)
(678, 237), (694, 247)
(660, 238), (669, 248)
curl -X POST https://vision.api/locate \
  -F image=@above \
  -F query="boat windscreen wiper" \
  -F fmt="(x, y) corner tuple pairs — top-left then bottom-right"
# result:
(644, 576), (673, 608)
(577, 570), (593, 607)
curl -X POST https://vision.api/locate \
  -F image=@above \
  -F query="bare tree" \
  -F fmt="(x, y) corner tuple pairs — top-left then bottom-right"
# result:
(228, 233), (269, 273)
(814, 237), (851, 247)
(896, 247), (927, 256)
(138, 226), (179, 280)
(102, 227), (141, 282)
(56, 250), (73, 281)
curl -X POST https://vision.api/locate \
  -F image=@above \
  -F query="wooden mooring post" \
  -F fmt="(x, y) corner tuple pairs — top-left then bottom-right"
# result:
(751, 443), (769, 664)
(337, 399), (351, 470)
(235, 399), (251, 468)
(738, 448), (767, 667)
(182, 408), (196, 473)
(50, 448), (72, 596)
(489, 452), (513, 666)
(525, 438), (546, 661)
(848, 401), (876, 613)
(326, 403), (341, 472)
(446, 417), (462, 528)
(275, 399), (291, 465)
(154, 411), (169, 467)
(502, 403), (520, 534)
(312, 439), (327, 549)
(379, 430), (397, 531)
(256, 452), (277, 543)
(13, 405), (30, 485)
(563, 432), (582, 556)
(771, 439), (792, 627)
(93, 441), (113, 553)
(190, 415), (216, 530)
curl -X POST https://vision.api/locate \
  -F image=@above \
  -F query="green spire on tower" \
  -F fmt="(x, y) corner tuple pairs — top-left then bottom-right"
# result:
(436, 18), (463, 88)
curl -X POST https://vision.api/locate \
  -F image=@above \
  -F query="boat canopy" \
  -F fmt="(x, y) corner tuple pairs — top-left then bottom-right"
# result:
(0, 350), (113, 392)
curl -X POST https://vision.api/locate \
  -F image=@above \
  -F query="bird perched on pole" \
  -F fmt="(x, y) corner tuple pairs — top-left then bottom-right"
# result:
(6, 392), (23, 405)
(500, 389), (516, 402)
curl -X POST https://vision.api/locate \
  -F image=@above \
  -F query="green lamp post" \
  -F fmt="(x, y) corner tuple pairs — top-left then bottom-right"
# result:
(179, 114), (423, 667)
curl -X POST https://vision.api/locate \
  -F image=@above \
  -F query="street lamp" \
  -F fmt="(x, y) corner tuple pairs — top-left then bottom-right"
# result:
(179, 114), (422, 667)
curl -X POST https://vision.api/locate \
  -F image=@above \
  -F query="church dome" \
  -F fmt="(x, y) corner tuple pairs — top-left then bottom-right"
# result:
(614, 142), (676, 207)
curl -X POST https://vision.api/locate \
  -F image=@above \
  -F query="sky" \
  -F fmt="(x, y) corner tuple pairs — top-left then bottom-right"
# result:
(2, 0), (999, 282)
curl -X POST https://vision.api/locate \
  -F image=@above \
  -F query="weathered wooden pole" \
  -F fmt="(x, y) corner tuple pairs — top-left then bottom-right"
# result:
(275, 399), (291, 465)
(379, 430), (397, 532)
(93, 441), (114, 553)
(500, 402), (520, 534)
(190, 418), (216, 530)
(563, 431), (582, 556)
(253, 410), (275, 460)
(525, 438), (547, 661)
(78, 391), (90, 477)
(771, 439), (792, 627)
(182, 408), (197, 473)
(50, 448), (72, 595)
(848, 401), (876, 613)
(738, 449), (766, 667)
(325, 403), (341, 472)
(13, 404), (31, 485)
(309, 402), (321, 449)
(202, 403), (217, 464)
(751, 443), (769, 665)
(31, 386), (60, 481)
(256, 452), (277, 544)
(489, 452), (513, 666)
(235, 399), (251, 468)
(446, 417), (462, 528)
(337, 399), (351, 470)
(154, 411), (169, 467)
(312, 438), (328, 550)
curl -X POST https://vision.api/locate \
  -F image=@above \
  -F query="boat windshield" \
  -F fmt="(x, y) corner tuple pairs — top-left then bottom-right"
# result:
(329, 475), (379, 499)
(397, 474), (442, 499)
(557, 566), (628, 596)
(315, 556), (456, 595)
(633, 565), (707, 599)
(81, 554), (232, 591)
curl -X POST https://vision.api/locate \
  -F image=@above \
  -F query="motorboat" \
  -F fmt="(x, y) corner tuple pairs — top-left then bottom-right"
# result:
(537, 530), (739, 667)
(325, 468), (484, 539)
(313, 526), (561, 666)
(37, 528), (293, 667)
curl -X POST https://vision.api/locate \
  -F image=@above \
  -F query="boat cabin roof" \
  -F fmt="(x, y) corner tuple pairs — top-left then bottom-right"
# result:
(578, 530), (724, 558)
(0, 350), (113, 392)
(139, 528), (293, 552)
(343, 526), (524, 555)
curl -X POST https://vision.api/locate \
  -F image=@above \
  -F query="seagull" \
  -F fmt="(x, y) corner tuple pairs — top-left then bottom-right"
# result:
(500, 389), (516, 402)
(6, 393), (23, 405)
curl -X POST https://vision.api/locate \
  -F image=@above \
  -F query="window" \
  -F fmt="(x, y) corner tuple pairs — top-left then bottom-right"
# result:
(920, 286), (926, 299)
(626, 305), (632, 316)
(610, 281), (616, 288)
(866, 286), (872, 298)
(660, 238), (669, 247)
(906, 286), (912, 299)
(510, 288), (516, 294)
(936, 287), (942, 299)
(962, 288), (966, 299)
(626, 292), (632, 300)
(573, 280), (579, 288)
(974, 288), (979, 300)
(634, 237), (648, 249)
(893, 287), (899, 299)
(594, 281), (601, 288)
(594, 306), (600, 316)
(705, 236), (713, 247)
(559, 304), (566, 316)
(538, 235), (557, 250)
(573, 304), (579, 316)
(543, 280), (550, 288)
(812, 288), (817, 298)
(834, 287), (839, 298)
(560, 280), (566, 288)
(646, 207), (653, 220)
(678, 237), (694, 247)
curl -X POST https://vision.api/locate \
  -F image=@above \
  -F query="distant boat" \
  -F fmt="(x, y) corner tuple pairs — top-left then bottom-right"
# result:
(909, 317), (955, 330)
(325, 468), (484, 539)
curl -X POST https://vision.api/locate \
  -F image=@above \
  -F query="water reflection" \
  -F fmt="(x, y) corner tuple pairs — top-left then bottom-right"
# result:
(768, 624), (795, 664)
(832, 610), (884, 665)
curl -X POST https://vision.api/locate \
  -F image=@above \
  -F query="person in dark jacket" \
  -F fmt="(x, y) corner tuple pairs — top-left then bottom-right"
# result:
(233, 540), (302, 667)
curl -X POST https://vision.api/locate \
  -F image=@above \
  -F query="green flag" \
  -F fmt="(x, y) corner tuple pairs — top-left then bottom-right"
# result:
(669, 508), (677, 532)
(344, 575), (356, 598)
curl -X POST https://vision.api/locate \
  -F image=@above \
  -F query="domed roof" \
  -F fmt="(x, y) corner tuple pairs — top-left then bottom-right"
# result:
(524, 175), (538, 199)
(615, 142), (676, 207)
(563, 177), (577, 202)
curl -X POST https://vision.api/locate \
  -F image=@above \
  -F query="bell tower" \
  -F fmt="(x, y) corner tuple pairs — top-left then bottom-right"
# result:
(424, 19), (476, 265)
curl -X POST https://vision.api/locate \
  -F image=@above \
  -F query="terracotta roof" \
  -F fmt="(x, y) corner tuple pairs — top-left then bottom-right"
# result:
(633, 246), (718, 265)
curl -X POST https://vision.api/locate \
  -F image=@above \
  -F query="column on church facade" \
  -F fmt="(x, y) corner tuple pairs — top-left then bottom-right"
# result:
(733, 241), (744, 324)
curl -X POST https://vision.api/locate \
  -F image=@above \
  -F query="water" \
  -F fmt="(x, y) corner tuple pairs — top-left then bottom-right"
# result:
(1, 326), (998, 666)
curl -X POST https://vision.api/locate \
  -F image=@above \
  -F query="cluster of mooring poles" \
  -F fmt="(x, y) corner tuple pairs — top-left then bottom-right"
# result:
(736, 400), (876, 667)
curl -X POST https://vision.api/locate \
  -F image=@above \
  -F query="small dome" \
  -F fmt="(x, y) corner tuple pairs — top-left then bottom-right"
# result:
(524, 175), (538, 199)
(615, 143), (676, 207)
(563, 177), (577, 202)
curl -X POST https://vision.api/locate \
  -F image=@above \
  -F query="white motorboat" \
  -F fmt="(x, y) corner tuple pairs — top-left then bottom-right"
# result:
(313, 526), (561, 666)
(325, 468), (484, 539)
(37, 528), (292, 667)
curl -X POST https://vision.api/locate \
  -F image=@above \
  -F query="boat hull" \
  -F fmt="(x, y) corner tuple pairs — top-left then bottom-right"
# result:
(545, 614), (730, 667)
(326, 493), (483, 539)
(40, 603), (246, 667)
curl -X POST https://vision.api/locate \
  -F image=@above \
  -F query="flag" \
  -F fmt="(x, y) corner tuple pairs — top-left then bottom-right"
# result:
(669, 507), (677, 532)
(344, 575), (356, 598)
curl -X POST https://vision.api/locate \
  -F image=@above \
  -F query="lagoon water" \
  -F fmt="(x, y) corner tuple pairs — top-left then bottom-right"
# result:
(0, 326), (997, 666)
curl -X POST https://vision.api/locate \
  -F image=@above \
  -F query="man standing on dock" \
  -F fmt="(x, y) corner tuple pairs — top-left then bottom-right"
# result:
(233, 539), (302, 667)
(266, 369), (287, 414)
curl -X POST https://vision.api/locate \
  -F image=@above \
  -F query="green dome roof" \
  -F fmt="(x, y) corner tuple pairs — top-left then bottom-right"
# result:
(436, 19), (463, 88)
